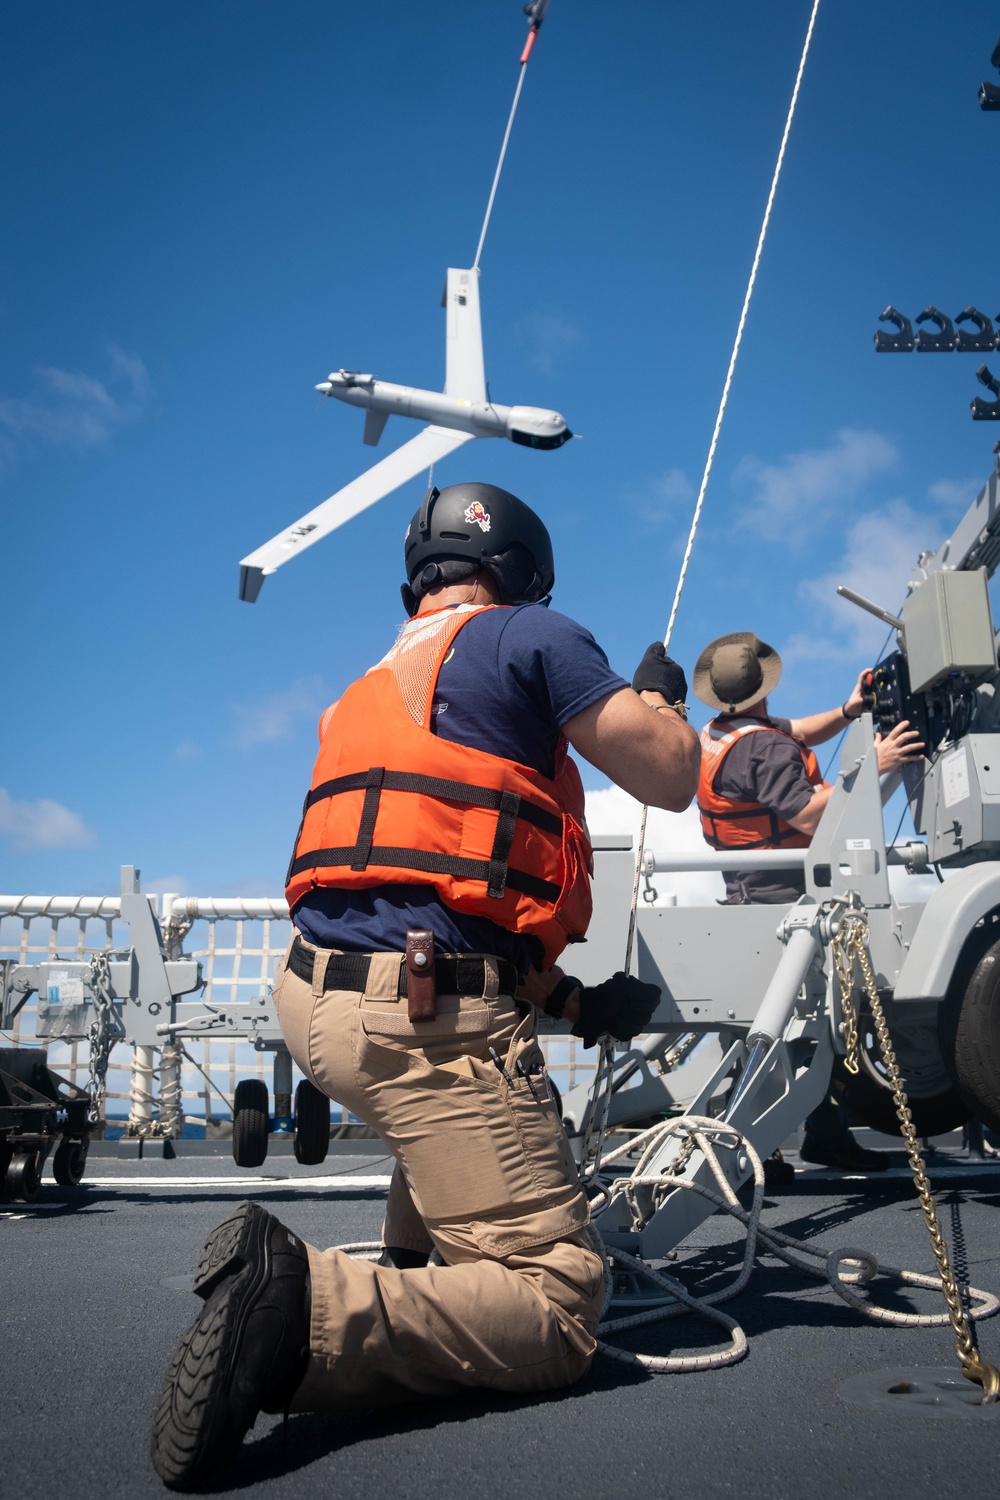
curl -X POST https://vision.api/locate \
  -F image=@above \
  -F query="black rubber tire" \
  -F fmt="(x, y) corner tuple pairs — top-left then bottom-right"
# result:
(52, 1137), (89, 1187)
(831, 1057), (970, 1138)
(293, 1080), (331, 1166)
(5, 1151), (42, 1202)
(939, 936), (1000, 1134)
(232, 1079), (270, 1168)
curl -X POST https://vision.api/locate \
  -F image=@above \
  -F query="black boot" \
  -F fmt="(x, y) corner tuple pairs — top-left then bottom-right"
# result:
(800, 1135), (890, 1172)
(150, 1201), (311, 1490)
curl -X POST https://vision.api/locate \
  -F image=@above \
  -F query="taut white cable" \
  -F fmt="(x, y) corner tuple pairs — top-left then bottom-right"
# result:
(623, 0), (823, 979)
(472, 11), (548, 272)
(473, 63), (529, 273)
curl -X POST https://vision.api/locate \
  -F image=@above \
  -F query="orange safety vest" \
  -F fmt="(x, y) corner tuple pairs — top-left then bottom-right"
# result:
(285, 604), (594, 967)
(697, 716), (826, 852)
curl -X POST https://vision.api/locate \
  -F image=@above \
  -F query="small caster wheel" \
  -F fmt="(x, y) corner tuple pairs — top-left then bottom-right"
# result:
(293, 1079), (331, 1165)
(232, 1079), (270, 1168)
(6, 1151), (42, 1202)
(53, 1137), (89, 1187)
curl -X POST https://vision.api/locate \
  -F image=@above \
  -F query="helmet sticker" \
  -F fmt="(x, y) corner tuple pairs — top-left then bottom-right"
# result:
(464, 501), (491, 533)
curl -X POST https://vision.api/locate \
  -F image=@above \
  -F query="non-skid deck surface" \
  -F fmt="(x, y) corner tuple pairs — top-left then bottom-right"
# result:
(2, 1144), (999, 1500)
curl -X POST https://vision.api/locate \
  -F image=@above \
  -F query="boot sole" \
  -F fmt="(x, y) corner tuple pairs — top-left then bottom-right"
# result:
(194, 1200), (265, 1300)
(151, 1206), (275, 1489)
(150, 1280), (259, 1489)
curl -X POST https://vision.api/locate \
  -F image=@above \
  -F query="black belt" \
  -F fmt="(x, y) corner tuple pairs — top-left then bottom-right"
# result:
(288, 935), (518, 998)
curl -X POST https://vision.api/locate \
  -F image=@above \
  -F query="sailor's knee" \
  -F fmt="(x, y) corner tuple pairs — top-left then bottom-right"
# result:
(530, 1235), (607, 1342)
(573, 1242), (608, 1333)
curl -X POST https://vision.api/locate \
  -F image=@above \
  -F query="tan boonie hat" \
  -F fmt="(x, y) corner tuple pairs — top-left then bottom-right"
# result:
(693, 631), (783, 714)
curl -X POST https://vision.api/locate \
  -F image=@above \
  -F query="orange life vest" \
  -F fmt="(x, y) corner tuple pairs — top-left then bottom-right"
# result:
(697, 716), (826, 851)
(285, 604), (594, 967)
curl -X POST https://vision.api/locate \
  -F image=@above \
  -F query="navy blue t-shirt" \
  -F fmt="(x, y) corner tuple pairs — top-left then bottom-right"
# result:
(293, 603), (627, 975)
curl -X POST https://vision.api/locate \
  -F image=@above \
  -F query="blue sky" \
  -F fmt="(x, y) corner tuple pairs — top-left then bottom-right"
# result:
(3, 0), (1000, 900)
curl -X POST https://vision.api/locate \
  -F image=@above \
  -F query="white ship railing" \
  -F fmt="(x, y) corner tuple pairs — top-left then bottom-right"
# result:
(0, 891), (594, 1135)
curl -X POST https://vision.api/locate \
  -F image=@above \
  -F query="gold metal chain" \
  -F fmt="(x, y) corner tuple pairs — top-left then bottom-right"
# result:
(830, 922), (861, 1075)
(831, 914), (1000, 1403)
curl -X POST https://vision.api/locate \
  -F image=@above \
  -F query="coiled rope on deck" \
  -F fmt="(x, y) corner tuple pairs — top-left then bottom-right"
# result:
(584, 1117), (999, 1373)
(332, 1114), (998, 1376)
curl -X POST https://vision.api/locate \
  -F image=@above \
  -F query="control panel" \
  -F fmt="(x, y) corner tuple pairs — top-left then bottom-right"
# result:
(860, 652), (924, 739)
(860, 649), (985, 752)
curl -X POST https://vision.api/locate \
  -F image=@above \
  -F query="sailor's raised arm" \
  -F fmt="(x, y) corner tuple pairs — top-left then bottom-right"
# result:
(563, 645), (699, 812)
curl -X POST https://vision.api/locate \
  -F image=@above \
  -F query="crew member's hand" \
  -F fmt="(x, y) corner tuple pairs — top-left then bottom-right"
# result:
(875, 719), (925, 773)
(632, 642), (688, 705)
(572, 971), (661, 1048)
(843, 669), (867, 720)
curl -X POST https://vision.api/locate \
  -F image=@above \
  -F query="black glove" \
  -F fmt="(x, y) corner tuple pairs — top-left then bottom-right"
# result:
(571, 971), (662, 1048)
(632, 642), (688, 704)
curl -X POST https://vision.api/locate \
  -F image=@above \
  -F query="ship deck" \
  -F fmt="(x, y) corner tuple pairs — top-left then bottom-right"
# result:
(3, 1138), (1000, 1500)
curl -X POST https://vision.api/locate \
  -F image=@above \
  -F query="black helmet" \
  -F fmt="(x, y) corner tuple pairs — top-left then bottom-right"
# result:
(401, 482), (555, 616)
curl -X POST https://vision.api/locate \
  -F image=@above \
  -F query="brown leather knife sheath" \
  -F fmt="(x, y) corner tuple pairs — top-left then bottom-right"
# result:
(405, 928), (437, 1022)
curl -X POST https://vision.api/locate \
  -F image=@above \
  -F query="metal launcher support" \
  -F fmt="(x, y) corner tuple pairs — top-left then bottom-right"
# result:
(566, 459), (1000, 1258)
(0, 866), (293, 1161)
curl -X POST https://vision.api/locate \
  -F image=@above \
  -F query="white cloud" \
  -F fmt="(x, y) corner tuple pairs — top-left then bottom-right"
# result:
(927, 477), (982, 512)
(625, 467), (696, 531)
(735, 428), (897, 545)
(781, 466), (985, 682)
(0, 345), (151, 466)
(0, 788), (95, 851)
(231, 677), (327, 748)
(786, 493), (956, 672)
(513, 313), (585, 377)
(585, 785), (724, 906)
(174, 740), (201, 761)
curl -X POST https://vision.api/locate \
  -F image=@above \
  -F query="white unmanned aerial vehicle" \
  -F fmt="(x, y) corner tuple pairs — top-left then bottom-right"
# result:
(238, 267), (572, 602)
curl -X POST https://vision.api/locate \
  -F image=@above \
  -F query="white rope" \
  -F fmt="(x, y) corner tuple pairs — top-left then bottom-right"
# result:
(473, 44), (531, 271)
(592, 0), (824, 1185)
(662, 0), (821, 656)
(623, 0), (823, 981)
(588, 1116), (999, 1374)
(328, 1113), (998, 1377)
(331, 1240), (383, 1261)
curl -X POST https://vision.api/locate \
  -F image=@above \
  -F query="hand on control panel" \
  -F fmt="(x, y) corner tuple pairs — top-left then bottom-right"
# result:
(845, 669), (868, 719)
(875, 719), (925, 772)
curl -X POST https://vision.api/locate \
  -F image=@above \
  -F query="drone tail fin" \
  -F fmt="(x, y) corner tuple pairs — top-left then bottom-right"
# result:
(443, 268), (487, 404)
(363, 409), (390, 446)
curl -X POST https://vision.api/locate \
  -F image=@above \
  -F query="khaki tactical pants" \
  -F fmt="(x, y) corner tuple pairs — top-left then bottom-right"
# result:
(273, 940), (604, 1409)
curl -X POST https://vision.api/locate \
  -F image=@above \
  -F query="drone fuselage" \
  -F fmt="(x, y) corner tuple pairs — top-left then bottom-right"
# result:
(317, 371), (572, 450)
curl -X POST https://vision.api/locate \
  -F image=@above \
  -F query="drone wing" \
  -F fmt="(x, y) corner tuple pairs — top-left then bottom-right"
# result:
(443, 267), (487, 404)
(239, 424), (474, 602)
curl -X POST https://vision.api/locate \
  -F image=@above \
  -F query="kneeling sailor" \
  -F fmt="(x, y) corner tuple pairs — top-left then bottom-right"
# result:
(152, 481), (699, 1488)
